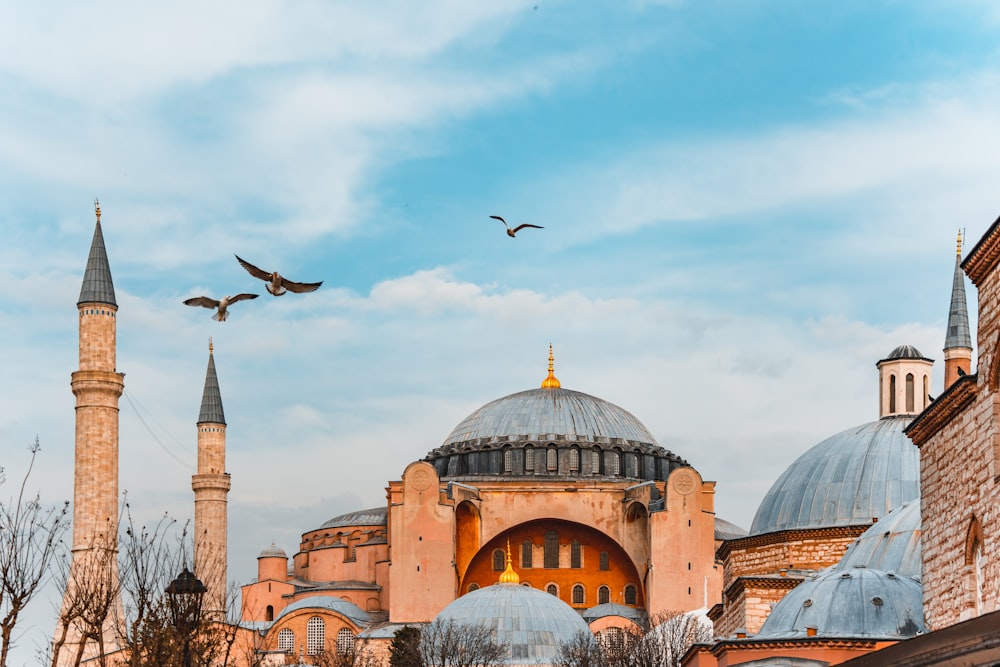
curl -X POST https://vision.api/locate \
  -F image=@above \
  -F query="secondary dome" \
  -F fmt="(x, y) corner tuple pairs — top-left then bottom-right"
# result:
(750, 416), (919, 536)
(833, 501), (921, 578)
(433, 583), (592, 665)
(756, 567), (924, 640)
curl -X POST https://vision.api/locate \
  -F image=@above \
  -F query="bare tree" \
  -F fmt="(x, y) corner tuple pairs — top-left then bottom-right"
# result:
(0, 439), (69, 665)
(640, 611), (713, 667)
(555, 630), (603, 667)
(419, 618), (506, 667)
(567, 611), (714, 667)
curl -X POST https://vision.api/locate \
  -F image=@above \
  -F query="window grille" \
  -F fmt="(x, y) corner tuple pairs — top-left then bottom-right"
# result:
(278, 628), (294, 653)
(493, 549), (505, 571)
(468, 583), (480, 592)
(569, 448), (579, 471)
(503, 449), (512, 473)
(337, 628), (355, 656)
(547, 584), (558, 596)
(598, 586), (610, 605)
(544, 530), (559, 568)
(610, 452), (620, 476)
(572, 584), (585, 605)
(522, 540), (533, 568)
(592, 449), (601, 474)
(600, 551), (610, 571)
(624, 584), (637, 605)
(571, 541), (581, 568)
(546, 448), (558, 471)
(525, 447), (535, 471)
(307, 616), (325, 655)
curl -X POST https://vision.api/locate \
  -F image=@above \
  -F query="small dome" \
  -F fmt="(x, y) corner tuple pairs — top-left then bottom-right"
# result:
(257, 543), (287, 559)
(581, 603), (648, 624)
(434, 583), (591, 665)
(833, 501), (921, 578)
(756, 568), (924, 639)
(273, 595), (372, 627)
(320, 506), (387, 530)
(881, 345), (930, 362)
(750, 416), (919, 536)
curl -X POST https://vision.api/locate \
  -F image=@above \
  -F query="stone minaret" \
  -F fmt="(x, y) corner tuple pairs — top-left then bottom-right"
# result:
(57, 201), (125, 663)
(193, 340), (231, 617)
(944, 231), (973, 390)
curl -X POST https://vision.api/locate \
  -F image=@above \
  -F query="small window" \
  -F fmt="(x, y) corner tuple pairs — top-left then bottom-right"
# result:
(503, 449), (512, 473)
(569, 448), (579, 472)
(547, 584), (558, 596)
(278, 628), (294, 653)
(522, 540), (533, 568)
(547, 447), (558, 471)
(624, 584), (637, 605)
(468, 583), (480, 592)
(525, 447), (535, 471)
(600, 551), (610, 571)
(592, 448), (601, 475)
(571, 540), (581, 568)
(493, 548), (505, 571)
(889, 374), (897, 413)
(598, 586), (610, 605)
(572, 584), (585, 605)
(610, 451), (621, 476)
(307, 616), (325, 655)
(906, 373), (915, 412)
(337, 628), (355, 656)
(265, 605), (274, 622)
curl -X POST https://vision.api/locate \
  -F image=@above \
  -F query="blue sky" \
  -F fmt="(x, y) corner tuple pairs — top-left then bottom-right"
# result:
(2, 1), (1000, 659)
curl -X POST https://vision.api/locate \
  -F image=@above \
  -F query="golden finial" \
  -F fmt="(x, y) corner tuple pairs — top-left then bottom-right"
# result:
(209, 337), (214, 354)
(957, 229), (963, 258)
(540, 343), (561, 389)
(498, 539), (520, 584)
(94, 198), (101, 222)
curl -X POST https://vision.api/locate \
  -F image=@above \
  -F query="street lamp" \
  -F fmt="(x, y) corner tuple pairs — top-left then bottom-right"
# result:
(166, 567), (206, 667)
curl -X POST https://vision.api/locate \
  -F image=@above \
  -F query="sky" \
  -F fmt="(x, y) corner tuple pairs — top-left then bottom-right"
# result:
(3, 0), (1000, 662)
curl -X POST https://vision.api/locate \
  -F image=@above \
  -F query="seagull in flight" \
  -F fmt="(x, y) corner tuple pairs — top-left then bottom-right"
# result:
(183, 294), (258, 321)
(489, 215), (544, 238)
(235, 255), (323, 296)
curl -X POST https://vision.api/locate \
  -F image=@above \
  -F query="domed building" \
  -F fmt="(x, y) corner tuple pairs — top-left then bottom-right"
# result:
(241, 347), (726, 661)
(712, 345), (927, 638)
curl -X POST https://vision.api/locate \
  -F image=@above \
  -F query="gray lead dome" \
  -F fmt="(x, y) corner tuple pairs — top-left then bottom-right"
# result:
(750, 416), (919, 536)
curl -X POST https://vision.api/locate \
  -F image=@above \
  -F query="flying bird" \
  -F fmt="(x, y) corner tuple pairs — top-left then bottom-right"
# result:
(489, 215), (544, 238)
(183, 294), (258, 321)
(235, 255), (323, 296)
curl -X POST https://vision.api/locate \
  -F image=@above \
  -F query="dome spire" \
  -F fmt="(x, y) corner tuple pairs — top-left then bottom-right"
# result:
(498, 539), (520, 584)
(540, 344), (561, 389)
(944, 229), (972, 389)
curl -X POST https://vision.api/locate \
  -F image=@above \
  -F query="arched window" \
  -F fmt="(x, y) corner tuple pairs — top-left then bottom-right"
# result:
(569, 448), (580, 472)
(889, 374), (897, 413)
(610, 451), (621, 476)
(503, 448), (512, 473)
(307, 616), (325, 655)
(547, 584), (558, 596)
(906, 373), (915, 412)
(547, 447), (558, 471)
(525, 446), (535, 471)
(624, 584), (637, 605)
(966, 517), (987, 617)
(572, 584), (585, 605)
(599, 551), (610, 571)
(571, 540), (581, 568)
(337, 628), (355, 656)
(278, 628), (294, 653)
(592, 448), (601, 475)
(522, 540), (533, 568)
(598, 585), (610, 605)
(468, 583), (480, 592)
(265, 605), (274, 622)
(923, 375), (929, 410)
(544, 530), (559, 568)
(493, 548), (505, 571)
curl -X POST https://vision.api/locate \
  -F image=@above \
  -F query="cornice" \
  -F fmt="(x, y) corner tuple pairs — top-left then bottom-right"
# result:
(709, 637), (881, 656)
(724, 574), (804, 602)
(717, 525), (867, 560)
(962, 214), (1000, 287)
(904, 374), (978, 447)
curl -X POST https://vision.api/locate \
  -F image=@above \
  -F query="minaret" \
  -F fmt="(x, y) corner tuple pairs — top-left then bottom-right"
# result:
(193, 339), (231, 617)
(944, 230), (973, 390)
(58, 201), (125, 662)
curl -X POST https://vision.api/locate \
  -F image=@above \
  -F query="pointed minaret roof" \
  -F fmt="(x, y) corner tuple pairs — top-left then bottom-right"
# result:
(945, 231), (972, 351)
(77, 200), (117, 307)
(197, 339), (226, 425)
(540, 344), (561, 389)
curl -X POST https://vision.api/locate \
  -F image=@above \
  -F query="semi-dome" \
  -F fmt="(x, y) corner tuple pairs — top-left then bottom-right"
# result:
(756, 567), (924, 639)
(750, 416), (919, 536)
(833, 501), (921, 578)
(434, 582), (592, 665)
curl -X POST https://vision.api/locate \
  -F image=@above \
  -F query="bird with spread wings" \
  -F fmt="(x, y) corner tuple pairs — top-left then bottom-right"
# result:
(489, 215), (544, 238)
(183, 294), (259, 321)
(235, 255), (324, 296)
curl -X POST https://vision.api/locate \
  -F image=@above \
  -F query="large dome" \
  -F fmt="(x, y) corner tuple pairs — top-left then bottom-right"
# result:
(750, 416), (919, 536)
(433, 582), (592, 665)
(425, 386), (686, 481)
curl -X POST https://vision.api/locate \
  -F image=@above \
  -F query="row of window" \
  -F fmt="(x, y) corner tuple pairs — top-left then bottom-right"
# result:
(468, 581), (638, 606)
(277, 619), (355, 656)
(508, 447), (630, 476)
(492, 537), (610, 570)
(886, 372), (930, 413)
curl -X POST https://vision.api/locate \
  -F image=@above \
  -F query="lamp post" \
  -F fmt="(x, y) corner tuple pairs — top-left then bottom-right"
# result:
(166, 567), (206, 667)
